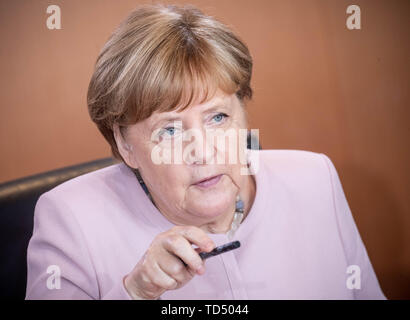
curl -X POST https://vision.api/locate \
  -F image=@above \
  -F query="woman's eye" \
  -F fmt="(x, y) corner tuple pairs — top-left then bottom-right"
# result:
(160, 127), (176, 137)
(212, 113), (228, 123)
(165, 127), (175, 135)
(159, 126), (181, 139)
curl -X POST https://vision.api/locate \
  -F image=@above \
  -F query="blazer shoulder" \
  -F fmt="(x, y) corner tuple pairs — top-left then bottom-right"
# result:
(254, 149), (338, 193)
(257, 149), (331, 173)
(36, 162), (130, 206)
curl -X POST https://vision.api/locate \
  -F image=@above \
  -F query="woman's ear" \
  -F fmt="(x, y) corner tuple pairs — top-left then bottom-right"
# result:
(113, 124), (139, 169)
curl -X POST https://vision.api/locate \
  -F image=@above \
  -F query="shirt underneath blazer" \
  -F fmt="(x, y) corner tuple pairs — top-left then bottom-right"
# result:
(25, 149), (386, 299)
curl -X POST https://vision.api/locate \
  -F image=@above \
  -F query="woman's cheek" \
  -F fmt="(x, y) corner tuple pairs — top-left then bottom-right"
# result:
(226, 164), (246, 190)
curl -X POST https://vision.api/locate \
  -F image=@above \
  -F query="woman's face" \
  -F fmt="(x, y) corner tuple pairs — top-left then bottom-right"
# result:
(114, 89), (253, 233)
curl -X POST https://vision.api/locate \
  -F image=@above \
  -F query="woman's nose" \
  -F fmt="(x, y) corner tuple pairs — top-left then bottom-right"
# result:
(182, 127), (216, 165)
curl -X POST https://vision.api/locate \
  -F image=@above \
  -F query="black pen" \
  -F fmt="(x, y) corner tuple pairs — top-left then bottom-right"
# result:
(199, 240), (241, 260)
(180, 241), (241, 268)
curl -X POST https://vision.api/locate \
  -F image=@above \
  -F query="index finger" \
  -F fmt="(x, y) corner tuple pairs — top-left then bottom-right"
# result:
(172, 226), (215, 252)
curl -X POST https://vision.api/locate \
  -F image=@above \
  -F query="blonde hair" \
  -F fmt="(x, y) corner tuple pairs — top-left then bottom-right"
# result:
(87, 3), (253, 161)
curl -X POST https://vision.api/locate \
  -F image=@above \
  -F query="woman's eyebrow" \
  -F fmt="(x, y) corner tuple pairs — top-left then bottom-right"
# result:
(150, 115), (182, 130)
(149, 103), (228, 130)
(203, 104), (228, 113)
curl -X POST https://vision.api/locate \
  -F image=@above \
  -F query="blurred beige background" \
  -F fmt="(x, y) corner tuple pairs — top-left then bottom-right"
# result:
(0, 0), (409, 299)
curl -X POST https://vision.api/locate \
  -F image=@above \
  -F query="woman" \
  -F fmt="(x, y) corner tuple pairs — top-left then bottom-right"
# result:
(25, 4), (385, 299)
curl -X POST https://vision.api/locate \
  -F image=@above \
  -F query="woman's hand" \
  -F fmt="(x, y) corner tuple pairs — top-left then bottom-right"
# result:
(123, 225), (215, 300)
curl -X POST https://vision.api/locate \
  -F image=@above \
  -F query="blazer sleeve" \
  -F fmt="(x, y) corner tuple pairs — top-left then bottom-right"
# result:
(320, 154), (387, 300)
(25, 191), (133, 300)
(25, 192), (100, 299)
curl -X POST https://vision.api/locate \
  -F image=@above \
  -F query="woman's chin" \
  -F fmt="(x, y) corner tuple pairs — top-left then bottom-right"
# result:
(184, 174), (238, 220)
(185, 191), (236, 220)
(190, 201), (232, 219)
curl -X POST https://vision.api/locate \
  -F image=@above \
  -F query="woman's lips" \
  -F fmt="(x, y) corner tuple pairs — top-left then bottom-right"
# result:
(193, 174), (223, 188)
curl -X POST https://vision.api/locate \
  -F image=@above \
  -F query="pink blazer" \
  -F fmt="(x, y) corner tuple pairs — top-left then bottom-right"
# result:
(25, 149), (386, 299)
